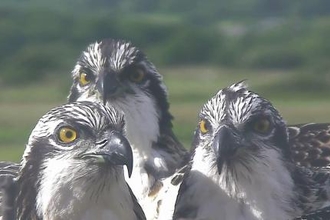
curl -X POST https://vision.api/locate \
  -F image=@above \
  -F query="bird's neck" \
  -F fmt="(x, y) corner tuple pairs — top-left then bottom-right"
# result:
(18, 158), (136, 220)
(117, 99), (160, 205)
(110, 94), (161, 157)
(189, 147), (299, 220)
(109, 94), (178, 219)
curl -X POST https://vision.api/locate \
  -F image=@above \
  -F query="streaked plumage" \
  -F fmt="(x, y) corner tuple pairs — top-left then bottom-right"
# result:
(173, 82), (330, 220)
(67, 39), (189, 218)
(1, 101), (146, 220)
(295, 205), (330, 220)
(0, 162), (18, 220)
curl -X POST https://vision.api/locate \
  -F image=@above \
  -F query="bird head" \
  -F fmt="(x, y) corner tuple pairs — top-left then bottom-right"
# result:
(67, 39), (176, 159)
(17, 101), (133, 219)
(193, 81), (290, 176)
(21, 101), (133, 177)
(68, 39), (173, 129)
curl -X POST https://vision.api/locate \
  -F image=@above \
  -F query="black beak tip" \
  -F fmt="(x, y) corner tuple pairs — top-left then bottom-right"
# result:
(107, 152), (133, 177)
(107, 133), (134, 178)
(123, 140), (133, 178)
(126, 160), (133, 178)
(119, 139), (133, 178)
(217, 158), (223, 174)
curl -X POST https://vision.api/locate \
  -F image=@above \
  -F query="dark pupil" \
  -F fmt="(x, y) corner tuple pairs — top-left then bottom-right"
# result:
(133, 72), (140, 79)
(66, 131), (73, 139)
(204, 122), (208, 130)
(204, 121), (210, 131)
(258, 121), (266, 130)
(84, 74), (91, 81)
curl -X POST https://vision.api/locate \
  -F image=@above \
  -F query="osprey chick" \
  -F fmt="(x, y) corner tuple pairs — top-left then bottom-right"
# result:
(68, 39), (189, 218)
(2, 101), (146, 220)
(173, 82), (330, 220)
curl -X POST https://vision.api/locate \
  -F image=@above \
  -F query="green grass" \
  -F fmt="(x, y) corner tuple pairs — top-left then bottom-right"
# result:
(1, 66), (330, 161)
(0, 78), (66, 161)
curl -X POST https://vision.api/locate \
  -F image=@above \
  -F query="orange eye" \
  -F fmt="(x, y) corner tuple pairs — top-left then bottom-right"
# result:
(200, 120), (210, 134)
(253, 118), (271, 134)
(58, 127), (78, 143)
(129, 69), (145, 83)
(79, 72), (91, 86)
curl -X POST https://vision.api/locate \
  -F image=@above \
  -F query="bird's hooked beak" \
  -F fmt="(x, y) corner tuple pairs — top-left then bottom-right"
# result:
(80, 131), (133, 177)
(213, 126), (240, 174)
(96, 70), (122, 105)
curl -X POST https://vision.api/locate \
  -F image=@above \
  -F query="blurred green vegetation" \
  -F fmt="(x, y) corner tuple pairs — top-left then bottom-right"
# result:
(0, 0), (330, 161)
(1, 67), (330, 162)
(0, 0), (330, 84)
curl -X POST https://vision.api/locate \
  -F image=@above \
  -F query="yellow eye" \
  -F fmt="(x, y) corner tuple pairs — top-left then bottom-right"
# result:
(79, 72), (91, 86)
(129, 69), (145, 83)
(58, 127), (78, 143)
(200, 120), (209, 134)
(253, 118), (271, 134)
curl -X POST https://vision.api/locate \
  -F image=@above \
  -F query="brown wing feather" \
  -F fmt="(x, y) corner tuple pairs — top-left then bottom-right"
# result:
(289, 123), (330, 168)
(148, 128), (190, 180)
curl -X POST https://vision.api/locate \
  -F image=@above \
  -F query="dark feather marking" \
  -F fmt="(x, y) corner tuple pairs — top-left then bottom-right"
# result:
(295, 205), (330, 220)
(127, 183), (146, 220)
(172, 169), (198, 220)
(0, 173), (17, 220)
(68, 86), (79, 103)
(17, 139), (49, 220)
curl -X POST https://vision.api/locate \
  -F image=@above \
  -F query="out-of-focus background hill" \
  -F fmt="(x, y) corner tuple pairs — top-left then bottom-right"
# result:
(0, 0), (330, 161)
